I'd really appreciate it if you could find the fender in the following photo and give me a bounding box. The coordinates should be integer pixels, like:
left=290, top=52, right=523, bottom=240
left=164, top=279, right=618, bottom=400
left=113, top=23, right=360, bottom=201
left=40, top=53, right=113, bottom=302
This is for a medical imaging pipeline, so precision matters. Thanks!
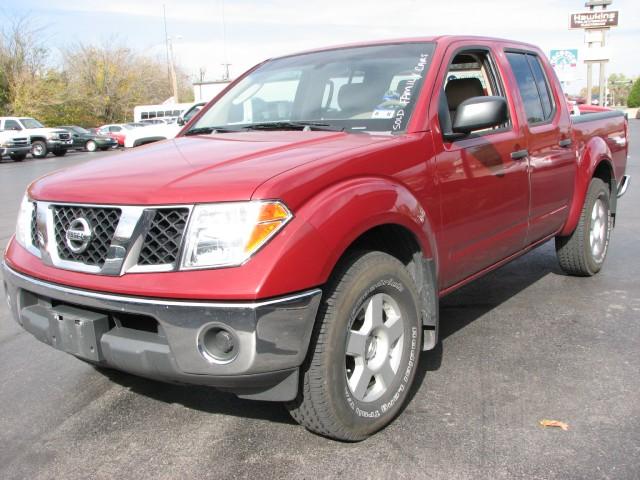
left=282, top=176, right=440, bottom=349
left=560, top=136, right=614, bottom=237
left=292, top=176, right=438, bottom=280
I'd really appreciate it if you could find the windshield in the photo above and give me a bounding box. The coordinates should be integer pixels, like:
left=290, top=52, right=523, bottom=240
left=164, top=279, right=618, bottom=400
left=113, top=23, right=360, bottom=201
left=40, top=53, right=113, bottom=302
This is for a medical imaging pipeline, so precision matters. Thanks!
left=73, top=126, right=90, bottom=134
left=189, top=42, right=434, bottom=134
left=20, top=118, right=44, bottom=129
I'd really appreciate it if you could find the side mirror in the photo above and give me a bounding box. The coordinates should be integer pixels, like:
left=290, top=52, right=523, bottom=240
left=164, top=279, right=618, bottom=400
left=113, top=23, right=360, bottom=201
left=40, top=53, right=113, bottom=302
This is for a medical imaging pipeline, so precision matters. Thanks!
left=451, top=96, right=508, bottom=136
left=177, top=117, right=185, bottom=126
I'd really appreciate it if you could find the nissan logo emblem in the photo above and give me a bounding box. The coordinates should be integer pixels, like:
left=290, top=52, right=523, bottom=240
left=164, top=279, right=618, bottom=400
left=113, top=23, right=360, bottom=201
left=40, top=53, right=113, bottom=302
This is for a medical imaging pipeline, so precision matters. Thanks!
left=65, top=218, right=93, bottom=254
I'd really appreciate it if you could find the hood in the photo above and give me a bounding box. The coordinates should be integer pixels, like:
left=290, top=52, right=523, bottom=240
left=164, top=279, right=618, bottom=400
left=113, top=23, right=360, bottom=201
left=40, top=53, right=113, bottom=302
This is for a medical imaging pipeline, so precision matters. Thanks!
left=29, top=131, right=394, bottom=205
left=29, top=127, right=69, bottom=136
left=0, top=131, right=28, bottom=140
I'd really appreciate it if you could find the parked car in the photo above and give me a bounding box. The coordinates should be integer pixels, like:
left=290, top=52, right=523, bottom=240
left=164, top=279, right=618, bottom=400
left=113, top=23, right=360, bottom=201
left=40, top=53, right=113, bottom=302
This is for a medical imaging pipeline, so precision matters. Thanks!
left=124, top=102, right=205, bottom=148
left=0, top=130, right=31, bottom=161
left=0, top=117, right=72, bottom=158
left=96, top=124, right=134, bottom=147
left=3, top=36, right=629, bottom=441
left=58, top=126, right=118, bottom=152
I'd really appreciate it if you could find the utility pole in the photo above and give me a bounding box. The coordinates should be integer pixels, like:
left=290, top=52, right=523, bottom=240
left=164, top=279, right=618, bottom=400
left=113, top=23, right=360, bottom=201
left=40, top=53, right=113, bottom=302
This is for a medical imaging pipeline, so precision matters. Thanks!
left=221, top=63, right=231, bottom=81
left=163, top=4, right=171, bottom=87
left=168, top=38, right=179, bottom=103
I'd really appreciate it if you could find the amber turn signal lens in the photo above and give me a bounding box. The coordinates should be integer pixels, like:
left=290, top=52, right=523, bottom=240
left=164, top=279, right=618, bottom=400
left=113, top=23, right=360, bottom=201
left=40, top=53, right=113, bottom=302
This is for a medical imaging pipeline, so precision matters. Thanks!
left=257, top=202, right=290, bottom=222
left=244, top=202, right=292, bottom=254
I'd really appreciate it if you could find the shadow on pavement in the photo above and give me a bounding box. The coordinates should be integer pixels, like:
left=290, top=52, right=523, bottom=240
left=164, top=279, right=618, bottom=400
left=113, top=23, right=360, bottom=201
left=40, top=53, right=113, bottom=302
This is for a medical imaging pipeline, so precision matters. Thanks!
left=97, top=367, right=297, bottom=425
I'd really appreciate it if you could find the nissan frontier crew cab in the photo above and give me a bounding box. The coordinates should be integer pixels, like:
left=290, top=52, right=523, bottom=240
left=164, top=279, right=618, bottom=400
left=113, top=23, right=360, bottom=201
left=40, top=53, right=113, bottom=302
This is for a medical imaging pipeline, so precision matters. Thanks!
left=3, top=36, right=629, bottom=441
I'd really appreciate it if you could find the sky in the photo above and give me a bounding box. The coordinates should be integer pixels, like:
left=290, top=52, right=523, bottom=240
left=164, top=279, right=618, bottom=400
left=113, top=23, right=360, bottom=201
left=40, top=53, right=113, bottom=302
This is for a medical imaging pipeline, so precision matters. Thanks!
left=3, top=0, right=639, bottom=94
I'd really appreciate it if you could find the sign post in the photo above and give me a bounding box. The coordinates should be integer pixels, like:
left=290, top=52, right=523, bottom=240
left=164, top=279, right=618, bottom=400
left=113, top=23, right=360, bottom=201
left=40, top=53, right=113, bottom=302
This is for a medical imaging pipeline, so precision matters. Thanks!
left=570, top=0, right=618, bottom=107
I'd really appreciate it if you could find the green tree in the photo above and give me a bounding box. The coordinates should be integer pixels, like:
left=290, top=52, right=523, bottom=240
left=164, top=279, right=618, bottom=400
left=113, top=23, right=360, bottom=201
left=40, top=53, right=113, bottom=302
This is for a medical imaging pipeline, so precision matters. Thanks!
left=608, top=73, right=633, bottom=106
left=1, top=14, right=193, bottom=126
left=628, top=78, right=640, bottom=108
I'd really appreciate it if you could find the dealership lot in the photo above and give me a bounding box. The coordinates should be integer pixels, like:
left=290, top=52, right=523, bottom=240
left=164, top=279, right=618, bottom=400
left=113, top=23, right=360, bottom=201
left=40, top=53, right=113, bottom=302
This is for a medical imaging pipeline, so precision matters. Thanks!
left=1, top=123, right=639, bottom=479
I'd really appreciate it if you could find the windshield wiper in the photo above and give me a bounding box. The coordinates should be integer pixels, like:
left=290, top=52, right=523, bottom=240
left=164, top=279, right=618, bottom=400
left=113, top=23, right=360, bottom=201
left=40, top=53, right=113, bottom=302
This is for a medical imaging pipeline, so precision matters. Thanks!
left=243, top=121, right=344, bottom=132
left=184, top=126, right=246, bottom=135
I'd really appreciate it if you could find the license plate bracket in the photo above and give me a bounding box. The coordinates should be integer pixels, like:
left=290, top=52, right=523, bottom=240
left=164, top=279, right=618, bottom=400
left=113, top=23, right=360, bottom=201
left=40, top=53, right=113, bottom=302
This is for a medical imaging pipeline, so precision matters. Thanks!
left=22, top=304, right=110, bottom=362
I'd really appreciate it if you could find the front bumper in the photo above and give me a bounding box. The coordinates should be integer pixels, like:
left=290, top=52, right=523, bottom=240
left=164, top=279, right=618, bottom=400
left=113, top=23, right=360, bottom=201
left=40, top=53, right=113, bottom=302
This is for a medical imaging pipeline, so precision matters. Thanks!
left=2, top=263, right=321, bottom=401
left=95, top=138, right=118, bottom=148
left=0, top=145, right=31, bottom=156
left=46, top=139, right=73, bottom=149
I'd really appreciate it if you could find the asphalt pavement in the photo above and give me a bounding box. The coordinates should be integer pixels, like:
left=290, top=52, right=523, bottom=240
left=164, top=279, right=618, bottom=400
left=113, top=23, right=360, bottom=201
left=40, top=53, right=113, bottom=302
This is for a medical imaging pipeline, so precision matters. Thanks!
left=1, top=128, right=639, bottom=480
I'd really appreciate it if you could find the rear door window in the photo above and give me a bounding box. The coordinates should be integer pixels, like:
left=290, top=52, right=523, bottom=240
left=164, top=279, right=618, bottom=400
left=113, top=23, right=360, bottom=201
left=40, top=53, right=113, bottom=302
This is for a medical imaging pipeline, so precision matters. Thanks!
left=527, top=55, right=554, bottom=120
left=4, top=119, right=22, bottom=130
left=506, top=52, right=554, bottom=124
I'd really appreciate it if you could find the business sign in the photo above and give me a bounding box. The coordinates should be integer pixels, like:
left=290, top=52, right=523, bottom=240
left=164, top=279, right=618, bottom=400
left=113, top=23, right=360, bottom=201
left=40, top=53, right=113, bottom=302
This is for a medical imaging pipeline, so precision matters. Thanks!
left=570, top=10, right=619, bottom=29
left=550, top=49, right=578, bottom=82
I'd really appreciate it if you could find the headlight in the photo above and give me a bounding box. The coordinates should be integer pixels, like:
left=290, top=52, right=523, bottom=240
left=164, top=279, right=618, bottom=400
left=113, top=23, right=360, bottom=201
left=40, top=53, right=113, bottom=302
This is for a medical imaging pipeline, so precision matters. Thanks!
left=46, top=132, right=59, bottom=140
left=180, top=201, right=292, bottom=269
left=15, top=194, right=34, bottom=249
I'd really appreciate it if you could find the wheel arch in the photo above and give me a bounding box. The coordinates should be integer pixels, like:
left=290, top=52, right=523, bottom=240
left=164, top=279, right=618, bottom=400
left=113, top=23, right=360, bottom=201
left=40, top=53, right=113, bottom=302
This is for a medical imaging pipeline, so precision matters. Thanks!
left=560, top=136, right=616, bottom=237
left=293, top=177, right=440, bottom=349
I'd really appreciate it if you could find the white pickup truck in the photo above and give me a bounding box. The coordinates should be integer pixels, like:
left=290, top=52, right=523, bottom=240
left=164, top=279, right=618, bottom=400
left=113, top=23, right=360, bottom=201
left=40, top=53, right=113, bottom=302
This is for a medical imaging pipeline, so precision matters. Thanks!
left=0, top=129, right=31, bottom=161
left=0, top=117, right=73, bottom=158
left=124, top=102, right=206, bottom=148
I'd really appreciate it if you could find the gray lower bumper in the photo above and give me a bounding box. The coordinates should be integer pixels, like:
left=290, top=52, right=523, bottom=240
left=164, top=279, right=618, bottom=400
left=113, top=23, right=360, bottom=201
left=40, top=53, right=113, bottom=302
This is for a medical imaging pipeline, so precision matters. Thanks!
left=46, top=139, right=73, bottom=149
left=1, top=146, right=30, bottom=156
left=2, top=263, right=322, bottom=401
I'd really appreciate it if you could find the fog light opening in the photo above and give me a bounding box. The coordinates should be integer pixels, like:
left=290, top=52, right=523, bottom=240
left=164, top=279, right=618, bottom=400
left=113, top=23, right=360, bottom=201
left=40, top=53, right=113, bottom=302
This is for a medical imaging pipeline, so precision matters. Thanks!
left=199, top=325, right=239, bottom=364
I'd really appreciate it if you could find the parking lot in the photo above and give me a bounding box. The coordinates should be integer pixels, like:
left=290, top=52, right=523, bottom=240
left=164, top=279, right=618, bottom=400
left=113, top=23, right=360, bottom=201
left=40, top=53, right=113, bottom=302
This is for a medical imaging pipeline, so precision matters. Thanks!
left=1, top=123, right=639, bottom=479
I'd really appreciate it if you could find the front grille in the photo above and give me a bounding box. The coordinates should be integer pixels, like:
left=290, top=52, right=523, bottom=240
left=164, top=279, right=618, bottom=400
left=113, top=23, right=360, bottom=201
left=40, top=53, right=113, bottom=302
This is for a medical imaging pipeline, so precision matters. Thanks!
left=53, top=206, right=121, bottom=266
left=138, top=208, right=189, bottom=265
left=58, top=132, right=70, bottom=140
left=30, top=204, right=38, bottom=247
left=11, top=138, right=29, bottom=147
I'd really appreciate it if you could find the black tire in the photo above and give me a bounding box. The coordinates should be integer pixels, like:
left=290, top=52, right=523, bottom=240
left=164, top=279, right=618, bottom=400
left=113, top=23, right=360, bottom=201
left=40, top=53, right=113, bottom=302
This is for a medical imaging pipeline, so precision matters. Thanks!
left=556, top=177, right=611, bottom=276
left=85, top=140, right=97, bottom=152
left=31, top=140, right=47, bottom=158
left=52, top=149, right=67, bottom=157
left=10, top=153, right=27, bottom=162
left=287, top=251, right=423, bottom=441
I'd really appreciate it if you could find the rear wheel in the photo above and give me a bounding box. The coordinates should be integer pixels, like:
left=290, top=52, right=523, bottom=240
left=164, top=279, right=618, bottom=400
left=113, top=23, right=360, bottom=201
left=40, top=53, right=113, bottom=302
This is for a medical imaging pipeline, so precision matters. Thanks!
left=287, top=251, right=423, bottom=441
left=85, top=140, right=97, bottom=152
left=31, top=140, right=47, bottom=158
left=556, top=177, right=612, bottom=276
left=10, top=152, right=27, bottom=162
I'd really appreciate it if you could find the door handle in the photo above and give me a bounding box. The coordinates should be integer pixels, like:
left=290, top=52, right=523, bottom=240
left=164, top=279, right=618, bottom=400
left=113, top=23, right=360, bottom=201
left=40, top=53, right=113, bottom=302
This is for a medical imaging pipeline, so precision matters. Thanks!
left=510, top=149, right=529, bottom=160
left=559, top=139, right=572, bottom=148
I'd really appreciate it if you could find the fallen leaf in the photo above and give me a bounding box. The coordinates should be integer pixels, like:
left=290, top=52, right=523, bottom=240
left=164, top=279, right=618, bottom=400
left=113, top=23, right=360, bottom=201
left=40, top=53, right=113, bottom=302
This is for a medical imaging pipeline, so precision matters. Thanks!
left=539, top=419, right=569, bottom=431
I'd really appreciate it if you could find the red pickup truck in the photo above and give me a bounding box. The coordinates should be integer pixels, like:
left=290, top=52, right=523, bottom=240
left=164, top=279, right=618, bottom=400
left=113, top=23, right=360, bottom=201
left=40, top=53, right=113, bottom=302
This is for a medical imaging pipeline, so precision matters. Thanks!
left=3, top=36, right=630, bottom=441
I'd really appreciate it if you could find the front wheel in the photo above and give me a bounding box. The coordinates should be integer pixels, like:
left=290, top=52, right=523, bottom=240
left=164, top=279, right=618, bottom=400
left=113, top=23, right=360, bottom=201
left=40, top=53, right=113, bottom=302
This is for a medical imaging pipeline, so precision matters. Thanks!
left=288, top=251, right=423, bottom=441
left=556, top=177, right=612, bottom=276
left=10, top=152, right=27, bottom=161
left=31, top=140, right=47, bottom=158
left=85, top=140, right=97, bottom=152
left=52, top=149, right=67, bottom=157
